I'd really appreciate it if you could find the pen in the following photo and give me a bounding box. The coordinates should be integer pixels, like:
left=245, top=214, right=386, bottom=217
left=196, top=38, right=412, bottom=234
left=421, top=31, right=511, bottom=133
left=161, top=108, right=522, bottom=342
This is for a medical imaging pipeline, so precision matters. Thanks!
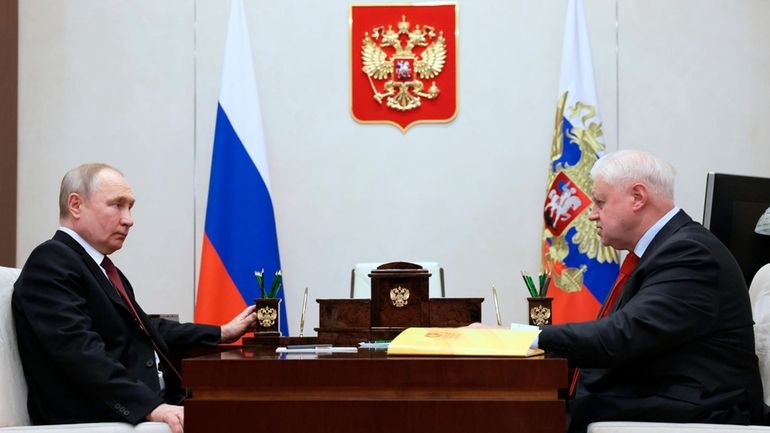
left=286, top=344, right=332, bottom=349
left=524, top=272, right=537, bottom=297
left=358, top=341, right=390, bottom=349
left=540, top=271, right=551, bottom=297
left=492, top=286, right=502, bottom=326
left=314, top=346, right=358, bottom=353
left=276, top=346, right=358, bottom=354
left=299, top=287, right=308, bottom=337
left=521, top=271, right=537, bottom=298
left=522, top=271, right=537, bottom=297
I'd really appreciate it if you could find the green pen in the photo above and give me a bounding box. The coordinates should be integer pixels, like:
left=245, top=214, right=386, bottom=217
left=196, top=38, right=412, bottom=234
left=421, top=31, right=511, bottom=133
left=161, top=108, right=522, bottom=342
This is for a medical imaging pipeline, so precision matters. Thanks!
left=540, top=272, right=551, bottom=297
left=526, top=274, right=538, bottom=297
left=521, top=271, right=538, bottom=297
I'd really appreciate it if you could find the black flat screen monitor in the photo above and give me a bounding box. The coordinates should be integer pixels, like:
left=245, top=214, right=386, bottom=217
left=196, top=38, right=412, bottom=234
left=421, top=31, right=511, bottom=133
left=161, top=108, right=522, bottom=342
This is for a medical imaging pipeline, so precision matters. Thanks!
left=703, top=172, right=770, bottom=285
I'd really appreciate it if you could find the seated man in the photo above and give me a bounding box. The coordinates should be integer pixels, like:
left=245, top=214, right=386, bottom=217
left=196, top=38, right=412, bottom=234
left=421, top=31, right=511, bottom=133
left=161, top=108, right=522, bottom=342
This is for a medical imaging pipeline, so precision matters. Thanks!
left=13, top=163, right=257, bottom=433
left=538, top=150, right=764, bottom=432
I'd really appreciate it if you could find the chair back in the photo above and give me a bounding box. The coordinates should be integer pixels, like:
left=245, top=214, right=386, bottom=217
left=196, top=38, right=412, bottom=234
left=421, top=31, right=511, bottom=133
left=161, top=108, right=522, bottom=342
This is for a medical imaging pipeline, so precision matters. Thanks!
left=0, top=266, right=29, bottom=427
left=351, top=262, right=444, bottom=298
left=750, top=263, right=770, bottom=406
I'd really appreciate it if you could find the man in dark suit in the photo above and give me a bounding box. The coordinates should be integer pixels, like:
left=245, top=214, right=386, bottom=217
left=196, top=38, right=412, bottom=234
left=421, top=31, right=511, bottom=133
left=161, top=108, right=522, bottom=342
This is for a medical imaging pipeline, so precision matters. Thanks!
left=12, top=163, right=257, bottom=433
left=539, top=150, right=764, bottom=432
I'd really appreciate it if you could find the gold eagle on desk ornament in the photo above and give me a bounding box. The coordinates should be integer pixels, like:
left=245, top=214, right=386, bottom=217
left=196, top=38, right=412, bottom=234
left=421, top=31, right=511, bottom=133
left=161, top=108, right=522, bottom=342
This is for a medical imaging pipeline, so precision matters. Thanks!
left=390, top=286, right=410, bottom=308
left=257, top=305, right=278, bottom=327
left=361, top=15, right=447, bottom=112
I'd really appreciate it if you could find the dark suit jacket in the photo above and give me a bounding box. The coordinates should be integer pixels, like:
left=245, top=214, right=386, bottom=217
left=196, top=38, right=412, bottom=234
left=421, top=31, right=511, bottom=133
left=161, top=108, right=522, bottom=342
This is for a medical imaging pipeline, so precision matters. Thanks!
left=12, top=231, right=221, bottom=425
left=539, top=210, right=764, bottom=432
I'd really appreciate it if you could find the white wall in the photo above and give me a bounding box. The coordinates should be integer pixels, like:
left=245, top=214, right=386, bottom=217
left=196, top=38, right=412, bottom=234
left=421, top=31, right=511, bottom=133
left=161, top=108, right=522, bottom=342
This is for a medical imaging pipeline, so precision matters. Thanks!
left=18, top=0, right=197, bottom=320
left=18, top=0, right=770, bottom=333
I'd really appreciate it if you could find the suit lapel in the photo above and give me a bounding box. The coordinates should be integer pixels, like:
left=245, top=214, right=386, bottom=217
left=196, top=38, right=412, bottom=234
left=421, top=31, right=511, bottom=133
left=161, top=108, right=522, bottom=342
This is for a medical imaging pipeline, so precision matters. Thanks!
left=53, top=230, right=133, bottom=315
left=53, top=231, right=177, bottom=382
left=615, top=210, right=693, bottom=309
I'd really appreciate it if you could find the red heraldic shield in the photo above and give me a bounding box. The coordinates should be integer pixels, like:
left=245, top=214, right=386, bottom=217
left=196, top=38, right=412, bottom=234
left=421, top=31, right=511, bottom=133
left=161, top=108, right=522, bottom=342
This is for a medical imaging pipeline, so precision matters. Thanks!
left=350, top=4, right=458, bottom=131
left=544, top=172, right=591, bottom=237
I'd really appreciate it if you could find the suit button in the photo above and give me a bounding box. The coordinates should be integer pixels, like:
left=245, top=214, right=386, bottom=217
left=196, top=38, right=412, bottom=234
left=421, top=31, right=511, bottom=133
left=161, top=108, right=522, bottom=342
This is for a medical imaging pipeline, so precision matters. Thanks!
left=146, top=360, right=154, bottom=368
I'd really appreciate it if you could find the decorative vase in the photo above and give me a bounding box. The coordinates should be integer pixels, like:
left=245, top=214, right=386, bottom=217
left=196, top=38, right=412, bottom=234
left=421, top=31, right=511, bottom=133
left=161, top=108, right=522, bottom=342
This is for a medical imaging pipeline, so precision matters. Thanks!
left=254, top=297, right=281, bottom=336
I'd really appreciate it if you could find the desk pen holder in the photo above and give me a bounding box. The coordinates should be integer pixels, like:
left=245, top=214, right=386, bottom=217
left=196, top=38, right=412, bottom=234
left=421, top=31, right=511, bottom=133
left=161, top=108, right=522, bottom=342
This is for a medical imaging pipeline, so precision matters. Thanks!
left=254, top=297, right=281, bottom=336
left=527, top=297, right=553, bottom=326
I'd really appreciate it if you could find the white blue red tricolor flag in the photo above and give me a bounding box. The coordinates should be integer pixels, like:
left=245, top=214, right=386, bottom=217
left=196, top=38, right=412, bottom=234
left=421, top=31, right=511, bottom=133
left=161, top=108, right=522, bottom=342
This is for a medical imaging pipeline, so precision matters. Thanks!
left=541, top=0, right=619, bottom=324
left=195, top=0, right=288, bottom=336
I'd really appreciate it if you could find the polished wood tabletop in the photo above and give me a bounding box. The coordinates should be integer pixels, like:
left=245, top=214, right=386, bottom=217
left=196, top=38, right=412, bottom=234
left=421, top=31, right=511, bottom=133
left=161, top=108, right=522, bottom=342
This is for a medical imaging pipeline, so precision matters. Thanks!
left=183, top=347, right=567, bottom=433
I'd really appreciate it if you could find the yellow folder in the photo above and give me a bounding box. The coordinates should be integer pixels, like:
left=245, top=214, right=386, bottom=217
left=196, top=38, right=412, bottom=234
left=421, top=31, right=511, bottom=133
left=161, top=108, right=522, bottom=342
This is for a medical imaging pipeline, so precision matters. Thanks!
left=387, top=327, right=543, bottom=357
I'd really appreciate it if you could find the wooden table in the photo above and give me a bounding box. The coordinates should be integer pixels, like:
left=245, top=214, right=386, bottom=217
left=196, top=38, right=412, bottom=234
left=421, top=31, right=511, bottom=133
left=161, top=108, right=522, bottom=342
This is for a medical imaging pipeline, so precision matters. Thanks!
left=183, top=347, right=567, bottom=433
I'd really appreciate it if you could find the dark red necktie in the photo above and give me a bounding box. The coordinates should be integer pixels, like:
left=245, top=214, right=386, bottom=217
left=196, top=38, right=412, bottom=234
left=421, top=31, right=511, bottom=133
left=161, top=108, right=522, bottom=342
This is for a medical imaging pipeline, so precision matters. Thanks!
left=568, top=252, right=640, bottom=397
left=101, top=256, right=182, bottom=384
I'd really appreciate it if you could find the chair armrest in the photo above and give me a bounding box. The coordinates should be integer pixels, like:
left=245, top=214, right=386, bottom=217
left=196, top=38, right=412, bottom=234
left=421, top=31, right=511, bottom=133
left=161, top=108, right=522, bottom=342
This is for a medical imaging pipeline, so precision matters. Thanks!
left=0, top=422, right=171, bottom=432
left=589, top=422, right=770, bottom=433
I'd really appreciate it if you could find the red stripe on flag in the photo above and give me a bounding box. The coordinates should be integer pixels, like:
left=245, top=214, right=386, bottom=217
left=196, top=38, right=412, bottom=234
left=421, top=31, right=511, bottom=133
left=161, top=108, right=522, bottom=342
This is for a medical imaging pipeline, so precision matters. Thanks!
left=195, top=234, right=247, bottom=326
left=548, top=259, right=601, bottom=324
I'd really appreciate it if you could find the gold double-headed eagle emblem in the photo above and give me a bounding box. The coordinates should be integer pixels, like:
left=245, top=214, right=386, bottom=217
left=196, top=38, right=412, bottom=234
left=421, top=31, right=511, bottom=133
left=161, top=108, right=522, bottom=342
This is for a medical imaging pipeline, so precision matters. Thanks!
left=257, top=306, right=277, bottom=327
left=361, top=15, right=447, bottom=111
left=390, top=286, right=410, bottom=308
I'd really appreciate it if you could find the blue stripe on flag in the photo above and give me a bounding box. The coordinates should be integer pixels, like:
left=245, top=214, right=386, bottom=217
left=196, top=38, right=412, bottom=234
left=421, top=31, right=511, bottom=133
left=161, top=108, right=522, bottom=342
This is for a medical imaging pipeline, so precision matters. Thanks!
left=204, top=103, right=287, bottom=334
left=561, top=226, right=616, bottom=303
left=552, top=117, right=583, bottom=172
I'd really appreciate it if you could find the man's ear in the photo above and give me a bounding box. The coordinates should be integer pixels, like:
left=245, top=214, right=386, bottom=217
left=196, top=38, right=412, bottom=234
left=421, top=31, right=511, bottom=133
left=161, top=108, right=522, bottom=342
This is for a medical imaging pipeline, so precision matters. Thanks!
left=67, top=193, right=83, bottom=219
left=629, top=183, right=648, bottom=211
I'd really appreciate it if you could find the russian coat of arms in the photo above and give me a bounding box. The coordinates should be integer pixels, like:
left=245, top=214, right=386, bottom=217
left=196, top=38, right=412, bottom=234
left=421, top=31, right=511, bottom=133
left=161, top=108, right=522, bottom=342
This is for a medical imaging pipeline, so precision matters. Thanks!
left=350, top=4, right=457, bottom=131
left=361, top=16, right=446, bottom=111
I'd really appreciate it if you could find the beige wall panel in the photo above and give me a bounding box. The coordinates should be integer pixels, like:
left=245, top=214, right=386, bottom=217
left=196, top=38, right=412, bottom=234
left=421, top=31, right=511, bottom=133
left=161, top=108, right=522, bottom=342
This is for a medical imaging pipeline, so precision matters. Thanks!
left=619, top=0, right=770, bottom=218
left=18, top=0, right=196, bottom=319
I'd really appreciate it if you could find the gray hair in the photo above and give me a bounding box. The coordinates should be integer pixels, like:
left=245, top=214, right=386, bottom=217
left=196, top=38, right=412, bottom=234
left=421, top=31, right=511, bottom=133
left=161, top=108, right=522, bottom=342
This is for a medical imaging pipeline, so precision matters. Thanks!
left=590, top=150, right=676, bottom=201
left=59, top=163, right=122, bottom=220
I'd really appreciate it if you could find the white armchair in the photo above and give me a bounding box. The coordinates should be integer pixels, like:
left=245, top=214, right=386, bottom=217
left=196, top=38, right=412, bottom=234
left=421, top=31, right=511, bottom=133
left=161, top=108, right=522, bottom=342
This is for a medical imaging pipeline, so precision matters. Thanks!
left=588, top=422, right=770, bottom=433
left=751, top=263, right=770, bottom=407
left=587, top=263, right=770, bottom=433
left=0, top=266, right=170, bottom=433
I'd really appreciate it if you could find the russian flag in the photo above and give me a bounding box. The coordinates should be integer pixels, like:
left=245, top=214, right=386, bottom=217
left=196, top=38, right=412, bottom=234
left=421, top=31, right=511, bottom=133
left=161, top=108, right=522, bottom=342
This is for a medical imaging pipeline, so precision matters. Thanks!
left=195, top=0, right=288, bottom=336
left=540, top=0, right=619, bottom=324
